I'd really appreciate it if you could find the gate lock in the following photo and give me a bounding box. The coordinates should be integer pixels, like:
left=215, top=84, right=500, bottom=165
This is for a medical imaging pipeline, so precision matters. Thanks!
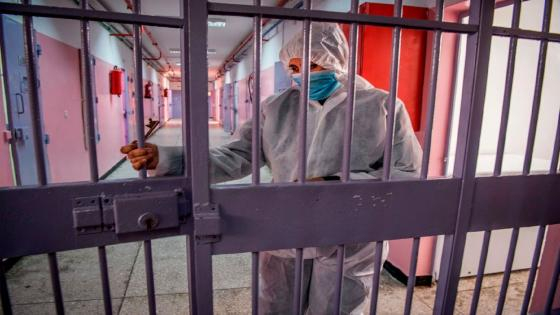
left=72, top=189, right=190, bottom=235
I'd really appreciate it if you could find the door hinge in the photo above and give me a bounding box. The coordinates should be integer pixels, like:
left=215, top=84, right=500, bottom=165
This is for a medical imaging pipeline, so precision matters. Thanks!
left=194, top=203, right=221, bottom=244
left=72, top=189, right=189, bottom=235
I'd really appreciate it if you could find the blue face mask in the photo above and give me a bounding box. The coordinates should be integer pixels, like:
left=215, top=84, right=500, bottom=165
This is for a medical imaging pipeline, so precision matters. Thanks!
left=292, top=70, right=341, bottom=101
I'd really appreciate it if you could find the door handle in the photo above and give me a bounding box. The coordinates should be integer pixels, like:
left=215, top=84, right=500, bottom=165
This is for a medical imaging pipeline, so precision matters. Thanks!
left=15, top=93, right=24, bottom=115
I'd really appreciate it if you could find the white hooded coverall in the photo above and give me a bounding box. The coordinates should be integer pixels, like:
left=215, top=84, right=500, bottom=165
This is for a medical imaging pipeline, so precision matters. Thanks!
left=154, top=22, right=422, bottom=314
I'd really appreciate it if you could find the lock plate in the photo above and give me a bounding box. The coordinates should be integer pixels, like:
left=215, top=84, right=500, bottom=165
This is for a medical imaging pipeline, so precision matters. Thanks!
left=114, top=191, right=180, bottom=234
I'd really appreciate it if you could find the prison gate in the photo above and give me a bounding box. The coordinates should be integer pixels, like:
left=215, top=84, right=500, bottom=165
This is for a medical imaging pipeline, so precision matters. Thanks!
left=0, top=0, right=559, bottom=314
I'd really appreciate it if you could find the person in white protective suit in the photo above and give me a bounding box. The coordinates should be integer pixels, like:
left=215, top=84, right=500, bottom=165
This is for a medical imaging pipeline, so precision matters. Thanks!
left=121, top=22, right=422, bottom=314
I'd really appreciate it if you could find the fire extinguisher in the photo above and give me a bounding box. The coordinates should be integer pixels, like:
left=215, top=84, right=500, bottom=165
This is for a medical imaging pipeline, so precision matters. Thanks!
left=109, top=66, right=123, bottom=96
left=163, top=88, right=169, bottom=98
left=144, top=82, right=153, bottom=99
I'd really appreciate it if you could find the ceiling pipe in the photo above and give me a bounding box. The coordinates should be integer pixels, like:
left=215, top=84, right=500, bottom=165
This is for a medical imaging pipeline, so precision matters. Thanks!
left=213, top=0, right=298, bottom=80
left=93, top=0, right=170, bottom=73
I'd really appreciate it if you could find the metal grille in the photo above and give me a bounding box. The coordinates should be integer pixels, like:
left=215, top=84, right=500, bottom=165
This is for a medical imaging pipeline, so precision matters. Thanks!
left=0, top=0, right=558, bottom=314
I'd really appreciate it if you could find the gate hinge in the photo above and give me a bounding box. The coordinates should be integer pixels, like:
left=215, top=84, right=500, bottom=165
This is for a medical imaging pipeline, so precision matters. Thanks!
left=194, top=203, right=221, bottom=244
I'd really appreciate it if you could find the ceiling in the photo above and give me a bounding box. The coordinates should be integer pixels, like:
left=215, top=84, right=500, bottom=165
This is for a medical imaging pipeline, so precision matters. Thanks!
left=93, top=0, right=278, bottom=80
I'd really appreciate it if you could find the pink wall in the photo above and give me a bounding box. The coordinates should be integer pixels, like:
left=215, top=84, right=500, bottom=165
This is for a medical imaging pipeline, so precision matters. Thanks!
left=94, top=58, right=127, bottom=175
left=30, top=31, right=164, bottom=182
left=531, top=224, right=560, bottom=312
left=0, top=76, right=14, bottom=187
left=38, top=32, right=90, bottom=183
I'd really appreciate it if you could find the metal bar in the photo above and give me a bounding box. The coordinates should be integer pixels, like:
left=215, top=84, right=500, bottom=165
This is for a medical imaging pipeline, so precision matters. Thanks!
left=369, top=241, right=384, bottom=315
left=0, top=3, right=183, bottom=28
left=492, top=27, right=560, bottom=43
left=144, top=240, right=156, bottom=315
left=186, top=0, right=214, bottom=313
left=469, top=230, right=491, bottom=315
left=48, top=253, right=65, bottom=315
left=433, top=1, right=496, bottom=313
left=550, top=111, right=560, bottom=174
left=207, top=3, right=478, bottom=34
left=420, top=0, right=443, bottom=179
left=179, top=2, right=190, bottom=179
left=341, top=0, right=359, bottom=182
left=522, top=0, right=553, bottom=175
left=544, top=248, right=560, bottom=314
left=80, top=0, right=99, bottom=182
left=0, top=259, right=12, bottom=315
left=494, top=0, right=521, bottom=176
left=382, top=0, right=403, bottom=181
left=496, top=227, right=519, bottom=314
left=297, top=0, right=311, bottom=183
left=521, top=225, right=546, bottom=314
left=293, top=248, right=304, bottom=315
left=132, top=0, right=146, bottom=179
left=22, top=0, right=48, bottom=185
left=252, top=252, right=259, bottom=315
left=334, top=245, right=346, bottom=313
left=404, top=237, right=420, bottom=315
left=251, top=0, right=262, bottom=185
left=97, top=246, right=112, bottom=315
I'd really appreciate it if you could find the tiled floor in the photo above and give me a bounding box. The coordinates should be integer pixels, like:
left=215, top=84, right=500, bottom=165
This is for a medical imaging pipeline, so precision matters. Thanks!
left=3, top=120, right=533, bottom=314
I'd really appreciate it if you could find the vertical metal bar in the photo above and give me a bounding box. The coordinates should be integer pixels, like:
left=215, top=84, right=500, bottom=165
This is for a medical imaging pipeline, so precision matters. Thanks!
left=433, top=1, right=496, bottom=313
left=369, top=241, right=384, bottom=315
left=97, top=246, right=112, bottom=315
left=382, top=0, right=403, bottom=181
left=80, top=1, right=113, bottom=311
left=80, top=0, right=99, bottom=181
left=252, top=0, right=262, bottom=185
left=341, top=0, right=359, bottom=182
left=144, top=240, right=156, bottom=315
left=179, top=3, right=191, bottom=179
left=493, top=0, right=521, bottom=176
left=420, top=0, right=444, bottom=179
left=522, top=0, right=552, bottom=175
left=251, top=252, right=259, bottom=315
left=0, top=259, right=12, bottom=315
left=133, top=0, right=147, bottom=179
left=22, top=0, right=48, bottom=185
left=297, top=0, right=311, bottom=183
left=549, top=111, right=560, bottom=174
left=404, top=237, right=420, bottom=315
left=495, top=227, right=519, bottom=315
left=544, top=248, right=560, bottom=314
left=48, top=253, right=65, bottom=315
left=469, top=230, right=491, bottom=315
left=292, top=248, right=304, bottom=315
left=521, top=225, right=546, bottom=314
left=185, top=0, right=214, bottom=313
left=333, top=245, right=346, bottom=313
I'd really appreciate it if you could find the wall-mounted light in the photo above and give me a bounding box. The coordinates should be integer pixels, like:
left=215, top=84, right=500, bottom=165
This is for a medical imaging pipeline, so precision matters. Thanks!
left=176, top=62, right=181, bottom=66
left=207, top=48, right=217, bottom=55
left=208, top=18, right=226, bottom=28
left=169, top=48, right=181, bottom=54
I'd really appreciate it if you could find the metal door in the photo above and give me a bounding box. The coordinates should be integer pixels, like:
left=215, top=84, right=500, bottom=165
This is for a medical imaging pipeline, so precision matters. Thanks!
left=122, top=69, right=134, bottom=143
left=0, top=15, right=45, bottom=185
left=222, top=82, right=232, bottom=133
left=0, top=1, right=559, bottom=315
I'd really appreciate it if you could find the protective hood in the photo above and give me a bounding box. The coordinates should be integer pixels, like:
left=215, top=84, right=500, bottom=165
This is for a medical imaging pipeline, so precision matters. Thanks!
left=279, top=22, right=374, bottom=91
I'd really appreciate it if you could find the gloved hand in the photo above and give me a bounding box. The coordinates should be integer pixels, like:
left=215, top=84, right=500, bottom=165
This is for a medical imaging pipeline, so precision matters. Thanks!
left=120, top=141, right=159, bottom=170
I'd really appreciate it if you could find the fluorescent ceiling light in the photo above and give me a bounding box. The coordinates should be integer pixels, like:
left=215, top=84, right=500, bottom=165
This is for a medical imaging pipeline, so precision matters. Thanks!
left=207, top=49, right=217, bottom=55
left=169, top=48, right=181, bottom=54
left=208, top=18, right=226, bottom=28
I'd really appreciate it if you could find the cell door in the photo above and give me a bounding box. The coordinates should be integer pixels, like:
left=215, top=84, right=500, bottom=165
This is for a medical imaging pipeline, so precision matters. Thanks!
left=0, top=15, right=45, bottom=185
left=221, top=83, right=232, bottom=133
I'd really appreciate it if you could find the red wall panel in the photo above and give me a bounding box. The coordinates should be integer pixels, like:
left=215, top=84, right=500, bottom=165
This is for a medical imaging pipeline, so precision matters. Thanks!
left=349, top=3, right=428, bottom=131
